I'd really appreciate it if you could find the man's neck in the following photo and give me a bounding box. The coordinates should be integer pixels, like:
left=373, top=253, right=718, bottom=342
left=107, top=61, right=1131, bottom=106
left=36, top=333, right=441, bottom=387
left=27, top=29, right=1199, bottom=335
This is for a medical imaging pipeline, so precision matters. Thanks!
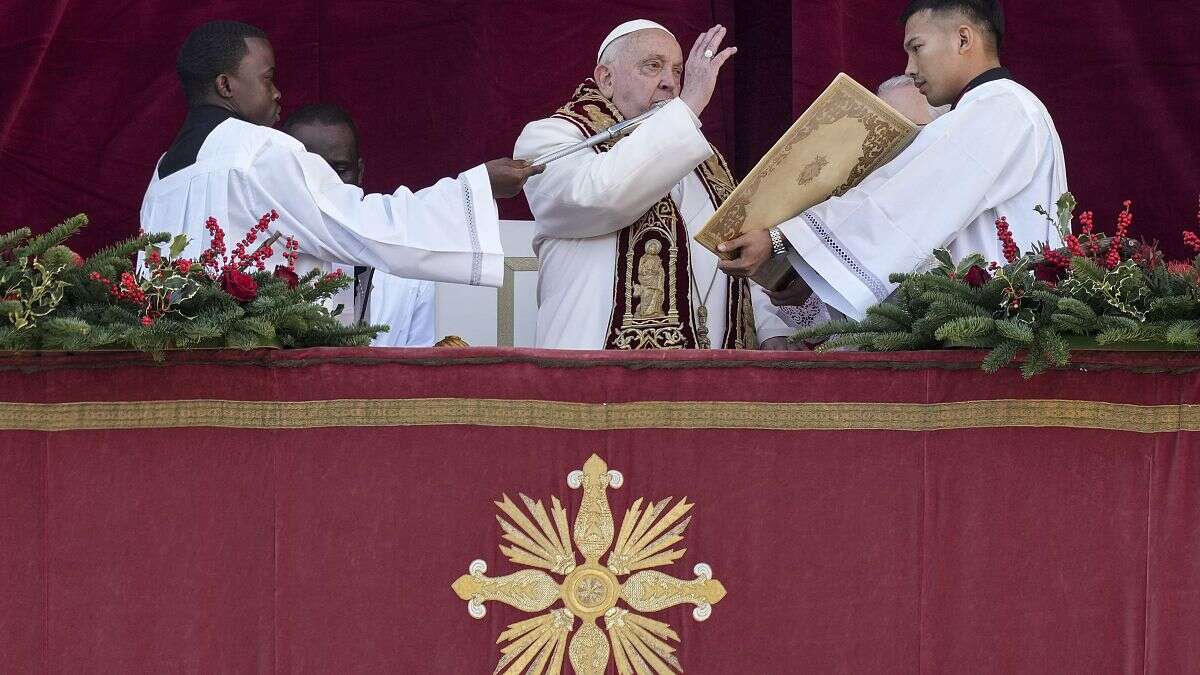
left=951, top=61, right=1009, bottom=109
left=191, top=98, right=244, bottom=121
left=961, top=59, right=1004, bottom=86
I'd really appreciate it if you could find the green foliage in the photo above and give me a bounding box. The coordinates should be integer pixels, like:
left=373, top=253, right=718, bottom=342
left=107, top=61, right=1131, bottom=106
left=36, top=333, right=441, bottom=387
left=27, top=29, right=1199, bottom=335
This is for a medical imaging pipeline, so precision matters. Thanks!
left=16, top=214, right=87, bottom=259
left=0, top=216, right=387, bottom=353
left=792, top=195, right=1200, bottom=376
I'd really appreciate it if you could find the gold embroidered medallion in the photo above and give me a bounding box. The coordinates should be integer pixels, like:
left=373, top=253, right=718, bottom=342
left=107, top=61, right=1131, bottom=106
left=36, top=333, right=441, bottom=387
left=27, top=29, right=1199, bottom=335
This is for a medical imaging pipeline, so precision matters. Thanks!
left=451, top=454, right=726, bottom=674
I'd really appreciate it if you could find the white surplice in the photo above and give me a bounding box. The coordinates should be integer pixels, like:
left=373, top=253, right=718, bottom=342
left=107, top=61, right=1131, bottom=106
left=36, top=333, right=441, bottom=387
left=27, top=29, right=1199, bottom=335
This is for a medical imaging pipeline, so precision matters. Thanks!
left=515, top=98, right=792, bottom=350
left=140, top=117, right=504, bottom=289
left=778, top=78, right=1068, bottom=320
left=366, top=273, right=435, bottom=347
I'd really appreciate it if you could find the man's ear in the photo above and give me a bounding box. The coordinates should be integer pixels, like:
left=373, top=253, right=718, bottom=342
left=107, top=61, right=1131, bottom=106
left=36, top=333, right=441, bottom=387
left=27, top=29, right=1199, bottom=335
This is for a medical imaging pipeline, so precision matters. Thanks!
left=594, top=63, right=615, bottom=98
left=957, top=25, right=973, bottom=54
left=214, top=73, right=234, bottom=100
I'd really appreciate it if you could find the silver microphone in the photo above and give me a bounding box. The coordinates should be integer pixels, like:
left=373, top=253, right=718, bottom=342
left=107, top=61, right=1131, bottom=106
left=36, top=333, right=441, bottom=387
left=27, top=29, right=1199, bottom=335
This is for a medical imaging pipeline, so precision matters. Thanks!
left=530, top=100, right=670, bottom=166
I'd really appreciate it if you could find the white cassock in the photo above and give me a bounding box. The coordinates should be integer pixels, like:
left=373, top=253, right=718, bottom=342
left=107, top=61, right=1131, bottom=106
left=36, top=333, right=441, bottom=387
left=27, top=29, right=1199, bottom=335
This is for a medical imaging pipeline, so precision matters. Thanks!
left=366, top=274, right=435, bottom=347
left=779, top=77, right=1068, bottom=320
left=330, top=264, right=435, bottom=347
left=515, top=98, right=792, bottom=349
left=140, top=114, right=503, bottom=289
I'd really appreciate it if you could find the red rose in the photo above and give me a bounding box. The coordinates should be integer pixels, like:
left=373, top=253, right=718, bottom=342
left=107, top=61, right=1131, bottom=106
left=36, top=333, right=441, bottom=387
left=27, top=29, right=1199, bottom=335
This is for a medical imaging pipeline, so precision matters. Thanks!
left=1033, top=262, right=1064, bottom=285
left=220, top=268, right=258, bottom=301
left=273, top=265, right=299, bottom=289
left=963, top=265, right=992, bottom=287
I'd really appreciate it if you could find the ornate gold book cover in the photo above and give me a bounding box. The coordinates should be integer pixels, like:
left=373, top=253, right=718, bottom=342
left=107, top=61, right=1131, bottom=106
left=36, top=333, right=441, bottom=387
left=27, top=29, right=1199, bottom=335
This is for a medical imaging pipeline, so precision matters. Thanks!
left=694, top=73, right=919, bottom=256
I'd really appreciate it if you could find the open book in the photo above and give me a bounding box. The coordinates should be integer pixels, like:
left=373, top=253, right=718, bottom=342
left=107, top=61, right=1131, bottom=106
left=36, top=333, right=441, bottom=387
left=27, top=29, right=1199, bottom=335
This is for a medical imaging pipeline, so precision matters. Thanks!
left=694, top=73, right=918, bottom=289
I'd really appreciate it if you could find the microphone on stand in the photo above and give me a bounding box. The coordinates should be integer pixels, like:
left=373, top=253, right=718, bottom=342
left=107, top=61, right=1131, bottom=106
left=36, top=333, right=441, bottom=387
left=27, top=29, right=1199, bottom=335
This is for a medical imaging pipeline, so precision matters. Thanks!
left=530, top=100, right=670, bottom=166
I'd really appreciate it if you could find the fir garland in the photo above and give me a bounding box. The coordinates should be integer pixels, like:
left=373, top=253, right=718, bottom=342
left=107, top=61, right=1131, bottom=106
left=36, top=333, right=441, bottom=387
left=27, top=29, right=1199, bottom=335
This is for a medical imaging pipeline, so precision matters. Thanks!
left=0, top=213, right=387, bottom=357
left=794, top=194, right=1200, bottom=377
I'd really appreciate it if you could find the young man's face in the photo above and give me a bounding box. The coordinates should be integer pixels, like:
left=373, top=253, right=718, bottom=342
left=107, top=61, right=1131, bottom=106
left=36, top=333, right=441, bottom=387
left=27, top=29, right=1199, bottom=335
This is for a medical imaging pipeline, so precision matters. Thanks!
left=226, top=37, right=281, bottom=126
left=288, top=121, right=363, bottom=187
left=903, top=10, right=967, bottom=108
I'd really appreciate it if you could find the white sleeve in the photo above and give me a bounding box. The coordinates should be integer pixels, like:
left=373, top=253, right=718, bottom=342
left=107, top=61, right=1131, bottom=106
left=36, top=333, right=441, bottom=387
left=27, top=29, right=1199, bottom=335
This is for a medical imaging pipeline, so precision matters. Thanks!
left=777, top=91, right=1039, bottom=319
left=514, top=98, right=713, bottom=239
left=749, top=282, right=794, bottom=342
left=244, top=142, right=504, bottom=287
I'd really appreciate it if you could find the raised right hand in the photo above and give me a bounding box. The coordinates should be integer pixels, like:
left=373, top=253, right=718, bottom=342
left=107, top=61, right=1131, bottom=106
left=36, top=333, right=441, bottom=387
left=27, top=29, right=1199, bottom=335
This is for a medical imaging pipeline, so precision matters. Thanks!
left=485, top=158, right=544, bottom=199
left=680, top=25, right=737, bottom=118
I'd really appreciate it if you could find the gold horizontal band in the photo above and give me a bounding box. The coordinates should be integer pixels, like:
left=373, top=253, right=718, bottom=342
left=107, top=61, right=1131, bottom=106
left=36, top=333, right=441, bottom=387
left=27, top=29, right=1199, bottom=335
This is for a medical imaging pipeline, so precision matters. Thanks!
left=0, top=398, right=1193, bottom=434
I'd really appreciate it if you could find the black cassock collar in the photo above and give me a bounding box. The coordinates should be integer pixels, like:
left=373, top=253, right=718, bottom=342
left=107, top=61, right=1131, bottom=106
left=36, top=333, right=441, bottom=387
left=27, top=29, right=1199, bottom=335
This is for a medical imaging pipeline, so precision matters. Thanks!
left=158, top=105, right=239, bottom=179
left=951, top=67, right=1012, bottom=110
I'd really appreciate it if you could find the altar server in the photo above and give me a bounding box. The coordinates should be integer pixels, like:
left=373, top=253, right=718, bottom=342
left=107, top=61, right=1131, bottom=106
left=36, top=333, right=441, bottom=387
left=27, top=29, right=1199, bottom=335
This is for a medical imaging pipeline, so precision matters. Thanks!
left=141, top=20, right=540, bottom=289
left=283, top=104, right=434, bottom=347
left=515, top=21, right=795, bottom=350
left=719, top=0, right=1068, bottom=321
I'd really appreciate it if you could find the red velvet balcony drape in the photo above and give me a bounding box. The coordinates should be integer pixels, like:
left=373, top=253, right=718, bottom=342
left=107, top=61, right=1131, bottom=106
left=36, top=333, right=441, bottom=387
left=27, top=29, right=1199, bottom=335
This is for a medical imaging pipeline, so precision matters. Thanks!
left=1, top=347, right=1197, bottom=672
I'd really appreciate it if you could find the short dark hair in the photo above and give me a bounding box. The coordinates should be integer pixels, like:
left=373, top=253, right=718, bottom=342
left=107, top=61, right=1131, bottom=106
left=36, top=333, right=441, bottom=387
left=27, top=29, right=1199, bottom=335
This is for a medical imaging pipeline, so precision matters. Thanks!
left=902, top=0, right=1005, bottom=53
left=281, top=103, right=360, bottom=148
left=176, top=20, right=267, bottom=105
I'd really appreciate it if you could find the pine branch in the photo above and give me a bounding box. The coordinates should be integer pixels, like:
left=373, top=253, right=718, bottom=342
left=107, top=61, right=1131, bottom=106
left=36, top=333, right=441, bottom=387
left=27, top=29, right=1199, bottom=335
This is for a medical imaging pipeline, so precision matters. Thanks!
left=0, top=228, right=32, bottom=253
left=866, top=303, right=913, bottom=330
left=16, top=214, right=88, bottom=259
left=995, top=319, right=1035, bottom=343
left=871, top=331, right=926, bottom=351
left=1166, top=320, right=1200, bottom=347
left=816, top=333, right=881, bottom=352
left=982, top=340, right=1022, bottom=373
left=82, top=232, right=171, bottom=275
left=934, top=316, right=996, bottom=343
left=792, top=318, right=863, bottom=340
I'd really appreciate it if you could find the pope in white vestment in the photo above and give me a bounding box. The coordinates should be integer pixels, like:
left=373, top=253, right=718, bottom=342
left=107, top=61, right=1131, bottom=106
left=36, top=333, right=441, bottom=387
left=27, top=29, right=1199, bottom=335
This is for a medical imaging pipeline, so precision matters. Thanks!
left=515, top=21, right=792, bottom=350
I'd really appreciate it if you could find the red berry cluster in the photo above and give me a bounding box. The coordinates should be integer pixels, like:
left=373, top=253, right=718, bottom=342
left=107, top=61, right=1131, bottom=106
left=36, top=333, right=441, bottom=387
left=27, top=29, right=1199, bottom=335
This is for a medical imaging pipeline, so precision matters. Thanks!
left=995, top=217, right=1019, bottom=263
left=1043, top=249, right=1071, bottom=268
left=90, top=271, right=147, bottom=306
left=1184, top=231, right=1200, bottom=255
left=174, top=258, right=193, bottom=275
left=1105, top=200, right=1133, bottom=269
left=1078, top=211, right=1101, bottom=256
left=1002, top=286, right=1024, bottom=312
left=1064, top=234, right=1085, bottom=257
left=282, top=236, right=300, bottom=271
left=321, top=269, right=346, bottom=283
left=199, top=217, right=226, bottom=272
left=198, top=211, right=280, bottom=275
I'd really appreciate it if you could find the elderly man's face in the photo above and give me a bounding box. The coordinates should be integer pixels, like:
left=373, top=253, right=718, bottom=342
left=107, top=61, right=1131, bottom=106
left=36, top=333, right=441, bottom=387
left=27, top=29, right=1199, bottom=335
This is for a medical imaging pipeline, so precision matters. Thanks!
left=880, top=80, right=937, bottom=126
left=595, top=29, right=683, bottom=119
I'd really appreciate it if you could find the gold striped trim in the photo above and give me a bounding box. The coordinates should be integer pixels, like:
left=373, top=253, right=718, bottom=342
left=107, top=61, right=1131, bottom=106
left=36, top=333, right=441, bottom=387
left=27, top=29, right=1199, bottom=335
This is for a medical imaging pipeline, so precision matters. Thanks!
left=0, top=398, right=1194, bottom=433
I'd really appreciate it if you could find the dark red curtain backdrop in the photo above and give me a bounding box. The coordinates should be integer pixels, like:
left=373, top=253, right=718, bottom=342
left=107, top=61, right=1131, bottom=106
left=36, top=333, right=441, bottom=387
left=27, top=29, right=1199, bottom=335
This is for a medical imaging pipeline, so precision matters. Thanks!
left=0, top=2, right=1197, bottom=255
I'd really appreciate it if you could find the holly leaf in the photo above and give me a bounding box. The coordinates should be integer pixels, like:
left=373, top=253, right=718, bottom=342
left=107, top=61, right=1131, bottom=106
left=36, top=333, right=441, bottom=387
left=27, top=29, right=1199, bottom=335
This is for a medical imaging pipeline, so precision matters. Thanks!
left=956, top=253, right=986, bottom=275
left=1055, top=192, right=1077, bottom=239
left=169, top=234, right=189, bottom=259
left=933, top=248, right=955, bottom=270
